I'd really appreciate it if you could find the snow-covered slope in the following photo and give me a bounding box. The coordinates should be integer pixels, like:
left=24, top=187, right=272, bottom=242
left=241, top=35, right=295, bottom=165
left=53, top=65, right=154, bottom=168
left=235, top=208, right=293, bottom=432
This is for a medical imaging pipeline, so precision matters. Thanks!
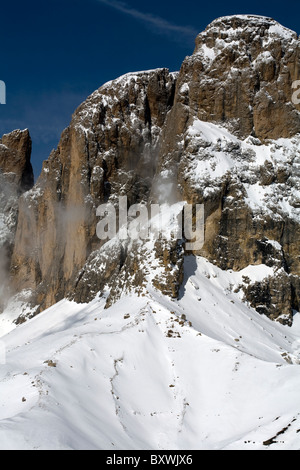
left=0, top=255, right=299, bottom=450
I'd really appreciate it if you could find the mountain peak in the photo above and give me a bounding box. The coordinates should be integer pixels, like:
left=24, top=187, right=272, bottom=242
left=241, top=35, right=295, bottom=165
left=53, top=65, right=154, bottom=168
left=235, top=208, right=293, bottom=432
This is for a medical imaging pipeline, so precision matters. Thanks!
left=198, top=14, right=298, bottom=46
left=208, top=14, right=296, bottom=32
left=193, top=14, right=298, bottom=64
left=0, top=128, right=33, bottom=192
left=2, top=14, right=300, bottom=323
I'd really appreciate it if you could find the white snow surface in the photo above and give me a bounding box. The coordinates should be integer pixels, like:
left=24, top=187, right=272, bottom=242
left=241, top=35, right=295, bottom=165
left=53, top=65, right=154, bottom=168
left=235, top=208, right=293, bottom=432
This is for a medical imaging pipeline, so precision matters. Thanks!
left=0, top=256, right=299, bottom=450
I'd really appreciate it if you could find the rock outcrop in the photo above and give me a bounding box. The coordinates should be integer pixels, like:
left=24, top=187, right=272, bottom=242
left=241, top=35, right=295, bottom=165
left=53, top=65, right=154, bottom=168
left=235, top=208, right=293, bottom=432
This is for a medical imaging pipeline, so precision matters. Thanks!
left=0, top=129, right=33, bottom=192
left=2, top=15, right=300, bottom=325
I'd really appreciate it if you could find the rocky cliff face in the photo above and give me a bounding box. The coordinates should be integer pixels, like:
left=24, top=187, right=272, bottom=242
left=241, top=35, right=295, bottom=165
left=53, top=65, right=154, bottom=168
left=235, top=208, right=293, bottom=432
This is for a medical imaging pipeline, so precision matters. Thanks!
left=171, top=118, right=300, bottom=324
left=153, top=15, right=300, bottom=324
left=177, top=15, right=300, bottom=140
left=9, top=69, right=177, bottom=312
left=2, top=15, right=300, bottom=325
left=0, top=129, right=34, bottom=310
left=0, top=129, right=33, bottom=192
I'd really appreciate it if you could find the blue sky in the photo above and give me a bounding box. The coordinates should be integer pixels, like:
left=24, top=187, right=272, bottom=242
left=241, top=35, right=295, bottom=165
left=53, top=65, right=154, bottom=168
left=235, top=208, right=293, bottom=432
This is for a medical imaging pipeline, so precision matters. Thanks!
left=1, top=0, right=300, bottom=177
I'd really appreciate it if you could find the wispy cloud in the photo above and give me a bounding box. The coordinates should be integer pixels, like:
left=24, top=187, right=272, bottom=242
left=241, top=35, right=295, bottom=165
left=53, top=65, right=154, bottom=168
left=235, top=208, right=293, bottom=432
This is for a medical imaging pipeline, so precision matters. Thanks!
left=96, top=0, right=198, bottom=44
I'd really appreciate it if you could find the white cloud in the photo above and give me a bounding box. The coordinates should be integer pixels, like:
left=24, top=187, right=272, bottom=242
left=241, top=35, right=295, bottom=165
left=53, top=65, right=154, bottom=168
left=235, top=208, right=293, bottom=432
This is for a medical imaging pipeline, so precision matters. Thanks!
left=96, top=0, right=197, bottom=43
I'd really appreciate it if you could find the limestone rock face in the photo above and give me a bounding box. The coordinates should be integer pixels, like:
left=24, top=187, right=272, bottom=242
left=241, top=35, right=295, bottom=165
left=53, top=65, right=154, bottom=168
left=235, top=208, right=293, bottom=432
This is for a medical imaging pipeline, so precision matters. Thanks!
left=154, top=15, right=300, bottom=324
left=175, top=15, right=300, bottom=140
left=4, top=15, right=300, bottom=325
left=0, top=129, right=33, bottom=191
left=10, top=69, right=177, bottom=311
left=0, top=129, right=34, bottom=309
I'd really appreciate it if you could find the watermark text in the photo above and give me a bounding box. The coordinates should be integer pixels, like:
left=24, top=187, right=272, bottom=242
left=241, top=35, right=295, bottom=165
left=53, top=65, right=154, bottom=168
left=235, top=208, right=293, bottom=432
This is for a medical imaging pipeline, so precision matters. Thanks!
left=292, top=80, right=300, bottom=105
left=96, top=197, right=204, bottom=251
left=0, top=81, right=6, bottom=105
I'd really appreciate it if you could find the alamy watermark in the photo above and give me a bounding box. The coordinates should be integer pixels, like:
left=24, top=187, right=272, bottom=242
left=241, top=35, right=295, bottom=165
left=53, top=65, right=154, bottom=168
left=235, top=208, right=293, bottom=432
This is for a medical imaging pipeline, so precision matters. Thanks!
left=292, top=80, right=300, bottom=105
left=0, top=81, right=6, bottom=104
left=96, top=197, right=204, bottom=251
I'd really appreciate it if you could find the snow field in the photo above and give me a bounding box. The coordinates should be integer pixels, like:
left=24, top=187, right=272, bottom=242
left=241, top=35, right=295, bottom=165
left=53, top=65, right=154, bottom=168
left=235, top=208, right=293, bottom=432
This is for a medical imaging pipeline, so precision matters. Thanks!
left=0, top=256, right=299, bottom=449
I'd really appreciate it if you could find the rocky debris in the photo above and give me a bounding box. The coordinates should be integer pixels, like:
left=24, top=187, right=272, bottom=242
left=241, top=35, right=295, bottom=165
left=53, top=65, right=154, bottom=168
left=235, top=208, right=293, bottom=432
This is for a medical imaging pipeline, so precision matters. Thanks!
left=152, top=237, right=185, bottom=299
left=71, top=238, right=127, bottom=304
left=243, top=270, right=295, bottom=325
